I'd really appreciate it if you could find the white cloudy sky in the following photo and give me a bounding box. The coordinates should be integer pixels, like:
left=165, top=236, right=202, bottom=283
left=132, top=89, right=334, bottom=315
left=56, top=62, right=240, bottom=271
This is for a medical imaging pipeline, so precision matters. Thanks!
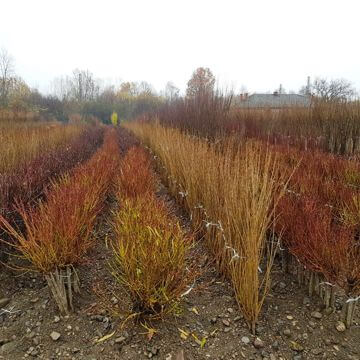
left=1, top=0, right=359, bottom=94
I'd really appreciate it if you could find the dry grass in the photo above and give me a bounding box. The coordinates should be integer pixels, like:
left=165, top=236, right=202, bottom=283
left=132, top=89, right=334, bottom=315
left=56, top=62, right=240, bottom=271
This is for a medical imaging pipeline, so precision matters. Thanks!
left=126, top=123, right=286, bottom=332
left=0, top=122, right=84, bottom=174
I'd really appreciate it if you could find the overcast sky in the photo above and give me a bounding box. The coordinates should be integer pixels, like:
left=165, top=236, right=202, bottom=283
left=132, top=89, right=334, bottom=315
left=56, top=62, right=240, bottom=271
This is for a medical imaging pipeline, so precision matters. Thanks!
left=1, top=0, right=359, bottom=94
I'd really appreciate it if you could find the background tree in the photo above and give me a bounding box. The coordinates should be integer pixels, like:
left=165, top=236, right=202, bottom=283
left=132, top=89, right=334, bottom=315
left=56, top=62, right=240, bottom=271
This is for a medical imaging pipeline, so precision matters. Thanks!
left=164, top=81, right=180, bottom=101
left=8, top=77, right=31, bottom=111
left=186, top=67, right=215, bottom=98
left=0, top=48, right=15, bottom=106
left=118, top=82, right=139, bottom=97
left=138, top=81, right=155, bottom=96
left=70, top=69, right=100, bottom=102
left=300, top=77, right=357, bottom=102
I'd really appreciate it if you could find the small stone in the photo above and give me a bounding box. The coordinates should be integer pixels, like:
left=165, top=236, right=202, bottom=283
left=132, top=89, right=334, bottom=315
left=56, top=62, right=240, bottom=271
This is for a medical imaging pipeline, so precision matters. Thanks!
left=0, top=298, right=10, bottom=308
left=0, top=338, right=10, bottom=346
left=272, top=341, right=279, bottom=350
left=26, top=331, right=36, bottom=339
left=50, top=331, right=61, bottom=341
left=335, top=321, right=346, bottom=332
left=323, top=307, right=333, bottom=315
left=283, top=329, right=291, bottom=337
left=90, top=315, right=104, bottom=322
left=241, top=336, right=250, bottom=344
left=311, top=348, right=323, bottom=355
left=279, top=282, right=287, bottom=289
left=303, top=297, right=310, bottom=305
left=308, top=321, right=316, bottom=328
left=254, top=337, right=265, bottom=349
left=54, top=316, right=60, bottom=323
left=290, top=341, right=304, bottom=352
left=227, top=308, right=234, bottom=314
left=269, top=354, right=276, bottom=360
left=256, top=326, right=264, bottom=335
left=115, top=336, right=126, bottom=344
left=72, top=348, right=80, bottom=353
left=286, top=315, right=294, bottom=320
left=0, top=341, right=18, bottom=355
left=222, top=319, right=230, bottom=327
left=311, top=311, right=322, bottom=319
left=224, top=327, right=231, bottom=333
left=234, top=315, right=242, bottom=322
left=111, top=296, right=118, bottom=305
left=30, top=348, right=39, bottom=357
left=210, top=317, right=217, bottom=324
left=151, top=346, right=159, bottom=355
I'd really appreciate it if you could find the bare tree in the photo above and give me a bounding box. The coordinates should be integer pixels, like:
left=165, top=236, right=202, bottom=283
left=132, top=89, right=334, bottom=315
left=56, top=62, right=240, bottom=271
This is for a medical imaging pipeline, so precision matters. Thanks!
left=0, top=48, right=15, bottom=106
left=50, top=76, right=72, bottom=101
left=301, top=77, right=357, bottom=102
left=186, top=67, right=215, bottom=98
left=164, top=81, right=179, bottom=100
left=118, top=81, right=139, bottom=97
left=138, top=81, right=155, bottom=96
left=70, top=69, right=99, bottom=102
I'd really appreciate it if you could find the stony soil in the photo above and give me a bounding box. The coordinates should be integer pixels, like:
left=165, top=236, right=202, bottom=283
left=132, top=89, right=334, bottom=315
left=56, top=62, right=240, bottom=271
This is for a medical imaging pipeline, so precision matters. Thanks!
left=1, top=229, right=360, bottom=360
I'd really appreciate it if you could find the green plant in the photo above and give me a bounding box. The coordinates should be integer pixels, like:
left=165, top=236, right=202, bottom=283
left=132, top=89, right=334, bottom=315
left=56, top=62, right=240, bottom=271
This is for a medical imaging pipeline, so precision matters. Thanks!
left=111, top=194, right=193, bottom=319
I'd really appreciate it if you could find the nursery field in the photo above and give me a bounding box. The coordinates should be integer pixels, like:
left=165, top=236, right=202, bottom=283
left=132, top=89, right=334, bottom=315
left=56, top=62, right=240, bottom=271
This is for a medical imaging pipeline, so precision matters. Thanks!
left=1, top=117, right=360, bottom=360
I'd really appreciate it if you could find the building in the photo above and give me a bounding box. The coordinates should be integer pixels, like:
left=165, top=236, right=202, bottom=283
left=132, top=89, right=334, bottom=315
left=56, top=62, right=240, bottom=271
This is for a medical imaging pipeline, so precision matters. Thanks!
left=237, top=92, right=312, bottom=109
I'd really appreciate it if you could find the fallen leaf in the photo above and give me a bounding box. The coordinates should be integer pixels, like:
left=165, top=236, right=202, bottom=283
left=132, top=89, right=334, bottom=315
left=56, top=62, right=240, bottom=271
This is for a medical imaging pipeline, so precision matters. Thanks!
left=192, top=333, right=207, bottom=348
left=94, top=331, right=115, bottom=344
left=191, top=307, right=199, bottom=315
left=178, top=328, right=189, bottom=340
left=289, top=341, right=304, bottom=352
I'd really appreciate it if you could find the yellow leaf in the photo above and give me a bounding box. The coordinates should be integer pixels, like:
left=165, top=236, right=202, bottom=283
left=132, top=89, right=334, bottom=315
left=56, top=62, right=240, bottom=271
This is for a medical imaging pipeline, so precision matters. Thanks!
left=94, top=331, right=115, bottom=344
left=178, top=328, right=189, bottom=340
left=192, top=333, right=207, bottom=348
left=148, top=328, right=156, bottom=341
left=191, top=307, right=199, bottom=315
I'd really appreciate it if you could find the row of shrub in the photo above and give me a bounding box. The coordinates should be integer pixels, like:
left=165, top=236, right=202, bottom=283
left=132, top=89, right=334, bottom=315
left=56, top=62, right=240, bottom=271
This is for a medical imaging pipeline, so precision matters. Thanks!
left=154, top=92, right=360, bottom=156
left=0, top=124, right=104, bottom=265
left=0, top=125, right=104, bottom=222
left=271, top=144, right=360, bottom=327
left=125, top=123, right=286, bottom=333
left=227, top=101, right=360, bottom=156
left=110, top=146, right=194, bottom=319
left=0, top=128, right=120, bottom=313
left=130, top=120, right=360, bottom=328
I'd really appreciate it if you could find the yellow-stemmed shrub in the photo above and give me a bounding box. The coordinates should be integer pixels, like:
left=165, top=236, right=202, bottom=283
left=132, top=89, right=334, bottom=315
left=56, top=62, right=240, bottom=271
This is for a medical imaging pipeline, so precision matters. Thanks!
left=126, top=123, right=286, bottom=332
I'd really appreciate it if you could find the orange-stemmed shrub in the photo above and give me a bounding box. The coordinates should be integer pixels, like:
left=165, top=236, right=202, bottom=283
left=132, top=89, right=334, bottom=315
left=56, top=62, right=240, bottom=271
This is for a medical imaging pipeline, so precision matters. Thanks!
left=0, top=128, right=120, bottom=314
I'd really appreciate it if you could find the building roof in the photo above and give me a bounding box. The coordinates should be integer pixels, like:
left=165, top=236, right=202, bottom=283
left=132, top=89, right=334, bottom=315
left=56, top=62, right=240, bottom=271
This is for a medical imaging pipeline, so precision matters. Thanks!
left=238, top=93, right=311, bottom=108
